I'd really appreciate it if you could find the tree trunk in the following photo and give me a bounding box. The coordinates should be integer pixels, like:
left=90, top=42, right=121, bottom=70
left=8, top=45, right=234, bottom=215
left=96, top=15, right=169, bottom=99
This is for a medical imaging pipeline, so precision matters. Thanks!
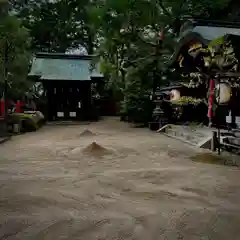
left=87, top=32, right=94, bottom=55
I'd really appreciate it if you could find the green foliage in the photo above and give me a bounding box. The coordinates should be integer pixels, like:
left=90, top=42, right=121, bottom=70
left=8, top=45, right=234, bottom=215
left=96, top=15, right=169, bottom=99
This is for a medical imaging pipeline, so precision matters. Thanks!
left=171, top=96, right=207, bottom=106
left=4, top=0, right=240, bottom=122
left=0, top=13, right=31, bottom=99
left=88, top=0, right=236, bottom=123
left=120, top=66, right=154, bottom=123
left=12, top=0, right=97, bottom=53
left=0, top=0, right=8, bottom=17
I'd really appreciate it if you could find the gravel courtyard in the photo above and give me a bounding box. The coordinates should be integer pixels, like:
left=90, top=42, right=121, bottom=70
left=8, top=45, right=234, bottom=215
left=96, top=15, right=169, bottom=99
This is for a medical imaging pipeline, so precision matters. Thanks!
left=0, top=118, right=240, bottom=240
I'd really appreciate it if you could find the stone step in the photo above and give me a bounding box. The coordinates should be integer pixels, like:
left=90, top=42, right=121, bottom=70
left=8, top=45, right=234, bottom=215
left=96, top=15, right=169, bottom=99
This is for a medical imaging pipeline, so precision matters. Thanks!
left=158, top=124, right=213, bottom=148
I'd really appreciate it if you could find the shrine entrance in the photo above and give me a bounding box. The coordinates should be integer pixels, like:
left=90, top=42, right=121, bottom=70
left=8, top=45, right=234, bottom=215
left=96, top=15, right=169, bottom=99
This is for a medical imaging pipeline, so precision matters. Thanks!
left=28, top=53, right=103, bottom=121
left=43, top=81, right=92, bottom=121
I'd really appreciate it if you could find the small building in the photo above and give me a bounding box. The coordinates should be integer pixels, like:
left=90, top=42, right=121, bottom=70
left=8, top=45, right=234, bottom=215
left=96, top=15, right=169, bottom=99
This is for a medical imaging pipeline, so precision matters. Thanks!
left=28, top=53, right=103, bottom=121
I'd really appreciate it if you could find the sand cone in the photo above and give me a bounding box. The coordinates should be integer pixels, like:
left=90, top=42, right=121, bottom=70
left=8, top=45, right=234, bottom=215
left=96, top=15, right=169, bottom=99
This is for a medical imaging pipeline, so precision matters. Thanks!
left=79, top=129, right=96, bottom=137
left=82, top=141, right=112, bottom=157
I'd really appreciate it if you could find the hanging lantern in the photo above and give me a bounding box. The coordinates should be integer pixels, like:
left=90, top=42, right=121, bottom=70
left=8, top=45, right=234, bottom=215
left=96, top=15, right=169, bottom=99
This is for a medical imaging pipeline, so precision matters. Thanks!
left=215, top=83, right=231, bottom=104
left=170, top=89, right=181, bottom=101
left=188, top=43, right=203, bottom=58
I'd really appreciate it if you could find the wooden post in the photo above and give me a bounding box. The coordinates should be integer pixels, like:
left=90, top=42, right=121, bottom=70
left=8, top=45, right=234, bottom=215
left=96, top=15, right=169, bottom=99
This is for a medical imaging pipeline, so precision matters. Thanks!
left=211, top=131, right=218, bottom=152
left=3, top=39, right=8, bottom=118
left=216, top=77, right=221, bottom=155
left=2, top=39, right=9, bottom=135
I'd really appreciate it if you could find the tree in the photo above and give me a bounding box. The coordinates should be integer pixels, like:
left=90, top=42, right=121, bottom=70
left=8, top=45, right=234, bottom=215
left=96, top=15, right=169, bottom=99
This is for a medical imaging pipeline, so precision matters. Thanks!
left=88, top=0, right=170, bottom=121
left=11, top=0, right=97, bottom=53
left=89, top=0, right=234, bottom=122
left=0, top=0, right=8, bottom=16
left=0, top=12, right=31, bottom=99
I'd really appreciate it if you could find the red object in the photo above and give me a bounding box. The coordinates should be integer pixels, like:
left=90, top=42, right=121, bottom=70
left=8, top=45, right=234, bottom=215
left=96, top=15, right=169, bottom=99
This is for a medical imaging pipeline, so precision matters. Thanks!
left=208, top=79, right=215, bottom=119
left=15, top=100, right=24, bottom=113
left=0, top=99, right=25, bottom=115
left=0, top=99, right=5, bottom=117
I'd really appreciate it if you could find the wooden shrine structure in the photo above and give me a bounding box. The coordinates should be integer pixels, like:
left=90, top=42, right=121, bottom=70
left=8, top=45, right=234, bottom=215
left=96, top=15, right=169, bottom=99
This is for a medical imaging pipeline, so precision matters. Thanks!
left=28, top=53, right=103, bottom=121
left=162, top=19, right=240, bottom=128
left=153, top=19, right=240, bottom=153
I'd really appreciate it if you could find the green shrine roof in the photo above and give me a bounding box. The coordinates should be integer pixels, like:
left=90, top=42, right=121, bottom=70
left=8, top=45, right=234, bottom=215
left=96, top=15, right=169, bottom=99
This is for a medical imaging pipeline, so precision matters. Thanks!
left=28, top=53, right=103, bottom=81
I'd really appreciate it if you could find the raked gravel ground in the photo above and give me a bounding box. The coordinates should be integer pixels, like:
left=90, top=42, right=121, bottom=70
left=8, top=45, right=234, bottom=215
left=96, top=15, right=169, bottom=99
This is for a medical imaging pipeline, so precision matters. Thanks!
left=0, top=118, right=240, bottom=240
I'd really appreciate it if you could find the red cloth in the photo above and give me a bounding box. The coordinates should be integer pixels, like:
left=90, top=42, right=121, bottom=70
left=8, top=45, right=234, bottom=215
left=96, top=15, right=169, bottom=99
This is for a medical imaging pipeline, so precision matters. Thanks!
left=208, top=79, right=215, bottom=119
left=0, top=99, right=4, bottom=117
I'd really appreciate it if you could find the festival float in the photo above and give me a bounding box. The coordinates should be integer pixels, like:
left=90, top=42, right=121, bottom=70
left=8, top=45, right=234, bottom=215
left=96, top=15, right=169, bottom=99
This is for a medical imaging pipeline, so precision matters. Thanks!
left=151, top=19, right=240, bottom=152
